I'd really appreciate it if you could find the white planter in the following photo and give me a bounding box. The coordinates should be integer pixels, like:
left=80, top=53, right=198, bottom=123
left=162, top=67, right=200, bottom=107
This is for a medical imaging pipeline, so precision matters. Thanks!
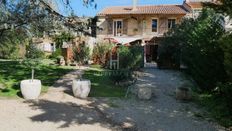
left=72, top=79, right=91, bottom=99
left=20, top=79, right=41, bottom=100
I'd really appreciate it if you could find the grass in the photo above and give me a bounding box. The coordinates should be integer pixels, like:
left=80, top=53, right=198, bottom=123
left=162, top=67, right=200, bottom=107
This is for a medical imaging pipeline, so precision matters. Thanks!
left=83, top=65, right=127, bottom=97
left=194, top=93, right=232, bottom=128
left=0, top=60, right=73, bottom=98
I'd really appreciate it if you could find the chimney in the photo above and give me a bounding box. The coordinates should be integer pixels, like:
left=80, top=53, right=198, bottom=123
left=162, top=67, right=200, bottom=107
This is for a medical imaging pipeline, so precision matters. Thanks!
left=132, top=0, right=138, bottom=11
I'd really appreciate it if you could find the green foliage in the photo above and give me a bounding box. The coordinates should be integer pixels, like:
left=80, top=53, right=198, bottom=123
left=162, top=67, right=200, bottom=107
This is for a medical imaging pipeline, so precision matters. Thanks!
left=50, top=48, right=62, bottom=59
left=0, top=60, right=73, bottom=98
left=26, top=44, right=45, bottom=59
left=73, top=43, right=90, bottom=64
left=215, top=83, right=232, bottom=105
left=0, top=30, right=27, bottom=59
left=21, top=58, right=42, bottom=72
left=92, top=42, right=114, bottom=67
left=53, top=32, right=74, bottom=48
left=83, top=68, right=126, bottom=97
left=118, top=46, right=143, bottom=70
left=196, top=92, right=232, bottom=127
left=204, top=0, right=232, bottom=18
left=108, top=69, right=132, bottom=83
left=158, top=9, right=227, bottom=91
left=219, top=34, right=232, bottom=81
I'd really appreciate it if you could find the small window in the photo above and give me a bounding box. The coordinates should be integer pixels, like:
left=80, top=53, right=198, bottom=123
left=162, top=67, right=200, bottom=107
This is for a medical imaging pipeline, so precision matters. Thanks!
left=152, top=19, right=158, bottom=32
left=168, top=19, right=176, bottom=29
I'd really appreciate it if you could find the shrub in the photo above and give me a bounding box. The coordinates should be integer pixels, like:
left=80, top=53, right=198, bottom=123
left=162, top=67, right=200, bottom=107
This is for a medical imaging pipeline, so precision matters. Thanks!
left=53, top=32, right=74, bottom=48
left=118, top=46, right=143, bottom=70
left=92, top=42, right=113, bottom=67
left=50, top=48, right=62, bottom=59
left=0, top=30, right=27, bottom=59
left=26, top=44, right=45, bottom=59
left=220, top=34, right=232, bottom=81
left=158, top=9, right=227, bottom=91
left=118, top=46, right=133, bottom=69
left=73, top=43, right=90, bottom=64
left=108, top=69, right=132, bottom=83
left=215, top=83, right=232, bottom=104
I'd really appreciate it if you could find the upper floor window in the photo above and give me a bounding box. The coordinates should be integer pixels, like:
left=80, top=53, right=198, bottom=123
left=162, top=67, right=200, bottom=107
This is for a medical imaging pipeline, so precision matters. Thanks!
left=152, top=19, right=158, bottom=32
left=113, top=20, right=123, bottom=36
left=168, top=19, right=176, bottom=29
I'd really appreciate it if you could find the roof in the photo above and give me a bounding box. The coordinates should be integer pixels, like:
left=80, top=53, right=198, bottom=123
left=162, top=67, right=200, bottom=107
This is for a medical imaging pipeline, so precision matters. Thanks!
left=97, top=5, right=189, bottom=16
left=186, top=2, right=203, bottom=8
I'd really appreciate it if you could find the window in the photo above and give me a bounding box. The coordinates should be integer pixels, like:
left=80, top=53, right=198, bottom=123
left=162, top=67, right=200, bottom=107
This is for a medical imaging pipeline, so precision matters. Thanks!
left=113, top=20, right=123, bottom=36
left=152, top=19, right=158, bottom=32
left=168, top=19, right=176, bottom=29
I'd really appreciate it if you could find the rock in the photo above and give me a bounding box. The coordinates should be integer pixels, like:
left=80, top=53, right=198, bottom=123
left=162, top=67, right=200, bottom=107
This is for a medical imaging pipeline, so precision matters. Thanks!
left=137, top=85, right=152, bottom=100
left=176, top=87, right=192, bottom=101
left=122, top=122, right=136, bottom=129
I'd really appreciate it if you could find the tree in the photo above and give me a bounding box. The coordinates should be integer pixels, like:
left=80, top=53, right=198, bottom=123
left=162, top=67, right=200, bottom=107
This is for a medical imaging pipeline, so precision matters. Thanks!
left=0, top=0, right=95, bottom=58
left=204, top=0, right=232, bottom=18
left=158, top=9, right=227, bottom=91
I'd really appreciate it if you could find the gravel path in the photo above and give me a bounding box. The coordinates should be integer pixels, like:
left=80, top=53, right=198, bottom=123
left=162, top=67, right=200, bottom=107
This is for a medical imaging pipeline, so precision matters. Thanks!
left=96, top=66, right=226, bottom=131
left=0, top=68, right=120, bottom=131
left=0, top=65, right=226, bottom=131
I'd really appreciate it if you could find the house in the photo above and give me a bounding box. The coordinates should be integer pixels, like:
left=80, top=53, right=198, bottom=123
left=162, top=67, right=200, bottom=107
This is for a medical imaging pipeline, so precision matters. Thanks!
left=32, top=16, right=94, bottom=54
left=96, top=0, right=228, bottom=63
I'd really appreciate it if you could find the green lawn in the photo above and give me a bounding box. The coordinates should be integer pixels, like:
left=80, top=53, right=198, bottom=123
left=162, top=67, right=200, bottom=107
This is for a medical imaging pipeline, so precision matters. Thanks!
left=83, top=66, right=127, bottom=97
left=0, top=60, right=73, bottom=98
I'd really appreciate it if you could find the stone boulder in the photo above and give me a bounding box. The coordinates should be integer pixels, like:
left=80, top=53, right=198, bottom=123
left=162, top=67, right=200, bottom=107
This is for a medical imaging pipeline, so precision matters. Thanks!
left=137, top=85, right=152, bottom=100
left=176, top=87, right=192, bottom=101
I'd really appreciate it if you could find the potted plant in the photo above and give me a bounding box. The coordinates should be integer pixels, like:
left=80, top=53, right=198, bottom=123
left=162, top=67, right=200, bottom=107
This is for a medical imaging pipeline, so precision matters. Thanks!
left=20, top=58, right=42, bottom=100
left=72, top=73, right=91, bottom=99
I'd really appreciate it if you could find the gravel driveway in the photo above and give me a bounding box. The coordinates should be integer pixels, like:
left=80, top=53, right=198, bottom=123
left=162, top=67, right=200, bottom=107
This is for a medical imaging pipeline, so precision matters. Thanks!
left=96, top=67, right=225, bottom=131
left=0, top=66, right=225, bottom=131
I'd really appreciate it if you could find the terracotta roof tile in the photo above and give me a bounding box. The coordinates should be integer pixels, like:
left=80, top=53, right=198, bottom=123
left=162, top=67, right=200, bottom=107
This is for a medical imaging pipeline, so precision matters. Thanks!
left=97, top=5, right=189, bottom=16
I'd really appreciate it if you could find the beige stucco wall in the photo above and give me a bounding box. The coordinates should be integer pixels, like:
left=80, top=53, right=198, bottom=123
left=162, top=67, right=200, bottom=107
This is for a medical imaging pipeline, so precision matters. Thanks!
left=96, top=14, right=185, bottom=38
left=97, top=16, right=108, bottom=36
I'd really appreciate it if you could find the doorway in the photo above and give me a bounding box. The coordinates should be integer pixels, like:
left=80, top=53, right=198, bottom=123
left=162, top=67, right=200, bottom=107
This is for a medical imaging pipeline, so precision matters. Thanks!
left=145, top=44, right=158, bottom=63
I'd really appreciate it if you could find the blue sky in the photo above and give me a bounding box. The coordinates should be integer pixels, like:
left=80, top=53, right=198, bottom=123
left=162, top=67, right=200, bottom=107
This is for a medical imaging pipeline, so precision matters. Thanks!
left=59, top=0, right=184, bottom=17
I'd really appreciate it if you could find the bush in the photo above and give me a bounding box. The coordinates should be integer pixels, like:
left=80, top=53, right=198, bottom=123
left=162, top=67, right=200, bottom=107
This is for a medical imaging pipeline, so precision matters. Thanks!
left=0, top=30, right=27, bottom=59
left=108, top=69, right=132, bottom=83
left=158, top=9, right=227, bottom=91
left=220, top=34, right=232, bottom=81
left=118, top=46, right=143, bottom=70
left=49, top=48, right=62, bottom=59
left=73, top=43, right=90, bottom=64
left=26, top=44, right=45, bottom=59
left=92, top=42, right=113, bottom=67
left=53, top=32, right=74, bottom=48
left=215, top=83, right=232, bottom=104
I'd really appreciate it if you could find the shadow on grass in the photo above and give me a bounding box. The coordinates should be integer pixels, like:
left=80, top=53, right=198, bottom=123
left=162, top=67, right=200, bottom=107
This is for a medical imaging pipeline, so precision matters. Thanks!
left=83, top=69, right=127, bottom=97
left=0, top=61, right=73, bottom=97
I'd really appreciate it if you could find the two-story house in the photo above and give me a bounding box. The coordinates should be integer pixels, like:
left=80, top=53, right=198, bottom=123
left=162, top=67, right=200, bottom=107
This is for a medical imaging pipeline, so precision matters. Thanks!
left=96, top=0, right=226, bottom=63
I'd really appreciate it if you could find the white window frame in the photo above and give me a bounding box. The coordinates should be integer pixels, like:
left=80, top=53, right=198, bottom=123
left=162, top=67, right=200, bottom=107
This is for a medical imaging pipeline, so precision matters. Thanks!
left=113, top=19, right=123, bottom=36
left=151, top=18, right=159, bottom=33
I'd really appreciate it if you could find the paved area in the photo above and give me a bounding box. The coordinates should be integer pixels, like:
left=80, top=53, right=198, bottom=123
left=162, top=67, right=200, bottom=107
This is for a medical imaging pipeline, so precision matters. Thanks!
left=0, top=65, right=226, bottom=131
